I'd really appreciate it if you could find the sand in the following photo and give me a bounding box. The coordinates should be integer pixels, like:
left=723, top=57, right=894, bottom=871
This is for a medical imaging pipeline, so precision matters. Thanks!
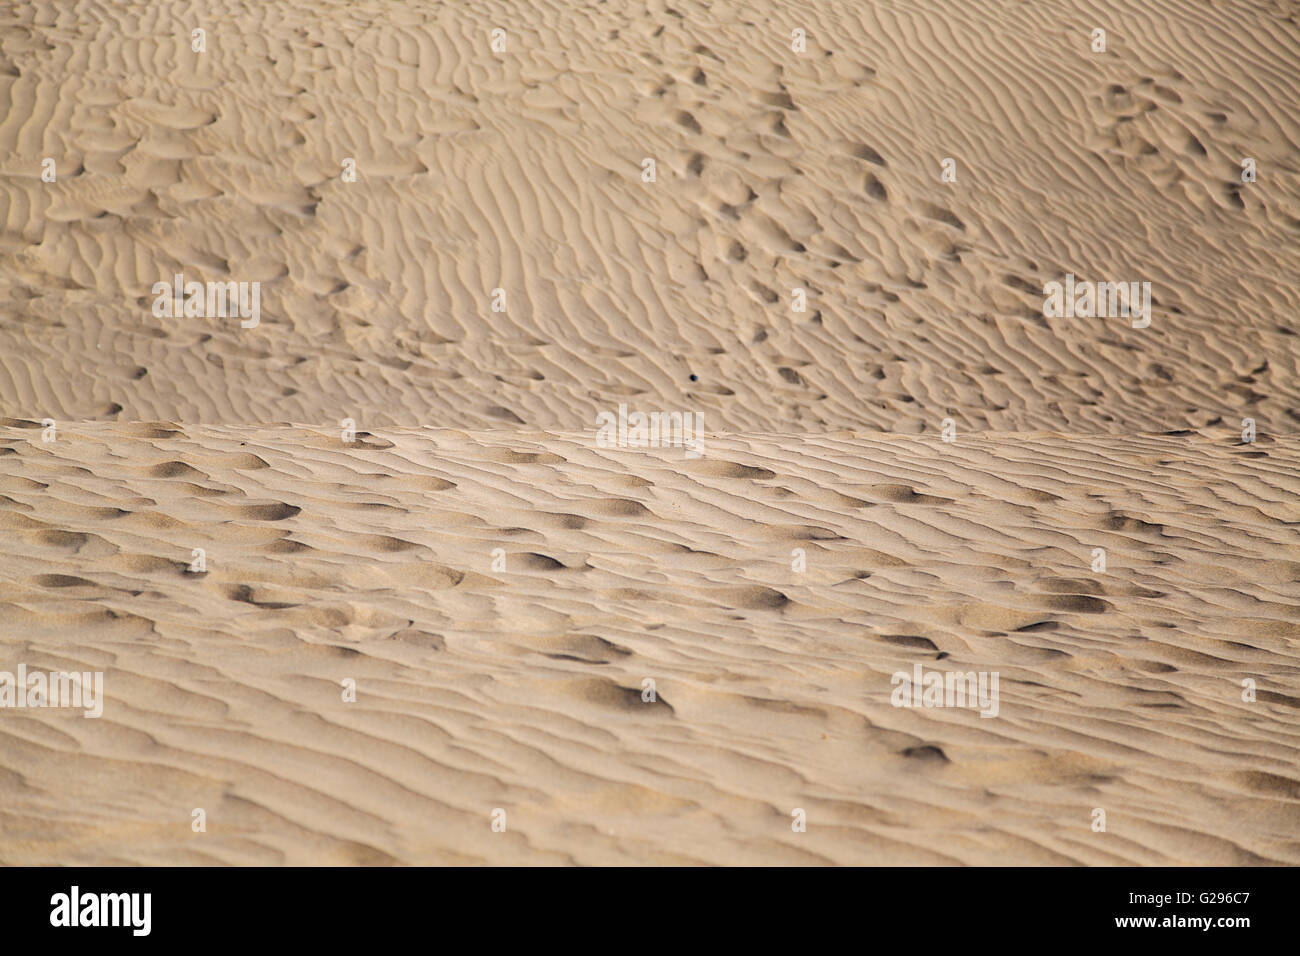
left=0, top=0, right=1297, bottom=865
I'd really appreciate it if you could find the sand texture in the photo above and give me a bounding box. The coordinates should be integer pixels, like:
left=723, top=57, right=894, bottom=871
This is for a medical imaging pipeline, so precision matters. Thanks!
left=0, top=0, right=1298, bottom=865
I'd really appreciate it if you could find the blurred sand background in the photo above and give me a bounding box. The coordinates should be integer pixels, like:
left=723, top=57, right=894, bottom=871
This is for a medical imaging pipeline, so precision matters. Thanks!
left=0, top=0, right=1298, bottom=864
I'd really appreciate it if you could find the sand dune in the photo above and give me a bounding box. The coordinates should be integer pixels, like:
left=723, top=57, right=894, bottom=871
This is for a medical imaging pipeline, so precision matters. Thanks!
left=0, top=0, right=1298, bottom=865
left=2, top=0, right=1297, bottom=431
left=2, top=423, right=1298, bottom=865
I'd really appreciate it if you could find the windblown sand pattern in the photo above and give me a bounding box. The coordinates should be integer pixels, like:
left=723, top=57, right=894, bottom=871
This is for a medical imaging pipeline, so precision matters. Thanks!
left=0, top=0, right=1298, bottom=865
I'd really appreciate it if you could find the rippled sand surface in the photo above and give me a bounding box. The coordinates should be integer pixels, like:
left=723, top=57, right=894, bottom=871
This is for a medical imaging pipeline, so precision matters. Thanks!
left=1, top=0, right=1297, bottom=864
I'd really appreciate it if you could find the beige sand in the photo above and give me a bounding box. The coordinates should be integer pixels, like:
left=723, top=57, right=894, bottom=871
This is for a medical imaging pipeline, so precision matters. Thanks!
left=0, top=0, right=1297, bottom=864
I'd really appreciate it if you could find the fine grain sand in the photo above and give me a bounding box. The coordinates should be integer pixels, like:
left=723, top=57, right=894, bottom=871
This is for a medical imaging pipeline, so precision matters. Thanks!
left=1, top=0, right=1298, bottom=865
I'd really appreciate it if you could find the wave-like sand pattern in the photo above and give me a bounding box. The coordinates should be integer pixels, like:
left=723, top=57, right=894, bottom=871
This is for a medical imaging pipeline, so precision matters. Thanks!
left=1, top=423, right=1297, bottom=864
left=0, top=1, right=1298, bottom=865
left=1, top=1, right=1297, bottom=431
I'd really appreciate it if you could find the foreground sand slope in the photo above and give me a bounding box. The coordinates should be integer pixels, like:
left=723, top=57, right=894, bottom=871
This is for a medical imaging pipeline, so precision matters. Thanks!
left=0, top=0, right=1297, bottom=431
left=1, top=423, right=1297, bottom=865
